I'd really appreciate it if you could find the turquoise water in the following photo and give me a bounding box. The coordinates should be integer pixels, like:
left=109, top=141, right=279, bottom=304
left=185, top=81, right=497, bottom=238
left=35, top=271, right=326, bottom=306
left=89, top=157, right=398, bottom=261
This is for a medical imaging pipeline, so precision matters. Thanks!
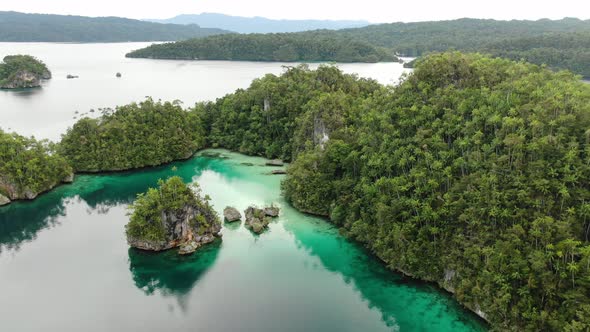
left=0, top=150, right=487, bottom=331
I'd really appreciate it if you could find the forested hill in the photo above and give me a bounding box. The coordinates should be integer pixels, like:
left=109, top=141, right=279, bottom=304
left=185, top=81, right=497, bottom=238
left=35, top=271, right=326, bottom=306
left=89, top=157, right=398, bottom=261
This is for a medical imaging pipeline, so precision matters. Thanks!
left=130, top=17, right=590, bottom=76
left=126, top=32, right=398, bottom=63
left=334, top=18, right=590, bottom=55
left=0, top=11, right=230, bottom=42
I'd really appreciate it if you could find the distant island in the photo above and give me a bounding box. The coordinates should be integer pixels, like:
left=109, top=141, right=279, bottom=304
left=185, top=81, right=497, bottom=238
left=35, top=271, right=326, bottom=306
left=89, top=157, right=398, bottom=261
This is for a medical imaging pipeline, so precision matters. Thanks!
left=133, top=17, right=590, bottom=77
left=0, top=55, right=51, bottom=89
left=0, top=11, right=230, bottom=42
left=145, top=12, right=369, bottom=33
left=126, top=32, right=398, bottom=63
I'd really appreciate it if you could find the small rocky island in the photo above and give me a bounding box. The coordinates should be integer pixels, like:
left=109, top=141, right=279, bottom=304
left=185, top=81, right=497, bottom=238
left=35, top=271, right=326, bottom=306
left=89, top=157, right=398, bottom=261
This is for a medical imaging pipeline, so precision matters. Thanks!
left=0, top=55, right=51, bottom=89
left=126, top=176, right=221, bottom=255
left=223, top=206, right=242, bottom=222
left=244, top=205, right=280, bottom=234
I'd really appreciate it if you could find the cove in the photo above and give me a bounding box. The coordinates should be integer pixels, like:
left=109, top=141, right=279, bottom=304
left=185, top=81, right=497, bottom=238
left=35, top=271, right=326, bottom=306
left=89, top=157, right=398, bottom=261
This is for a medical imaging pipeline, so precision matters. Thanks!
left=0, top=149, right=487, bottom=331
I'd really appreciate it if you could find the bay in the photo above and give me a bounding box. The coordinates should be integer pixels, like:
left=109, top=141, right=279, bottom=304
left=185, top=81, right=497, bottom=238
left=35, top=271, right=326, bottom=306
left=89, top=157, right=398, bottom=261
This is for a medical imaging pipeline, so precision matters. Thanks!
left=0, top=150, right=487, bottom=331
left=0, top=42, right=410, bottom=141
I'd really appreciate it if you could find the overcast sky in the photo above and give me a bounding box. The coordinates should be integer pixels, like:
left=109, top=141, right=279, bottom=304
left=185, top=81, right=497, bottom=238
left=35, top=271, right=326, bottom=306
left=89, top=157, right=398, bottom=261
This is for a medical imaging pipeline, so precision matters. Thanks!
left=2, top=0, right=589, bottom=23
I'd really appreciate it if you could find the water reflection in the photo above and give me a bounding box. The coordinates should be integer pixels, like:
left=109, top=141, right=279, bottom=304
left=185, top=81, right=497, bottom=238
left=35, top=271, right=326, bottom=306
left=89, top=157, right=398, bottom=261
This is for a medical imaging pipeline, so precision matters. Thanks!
left=280, top=214, right=488, bottom=331
left=0, top=157, right=213, bottom=253
left=128, top=240, right=221, bottom=297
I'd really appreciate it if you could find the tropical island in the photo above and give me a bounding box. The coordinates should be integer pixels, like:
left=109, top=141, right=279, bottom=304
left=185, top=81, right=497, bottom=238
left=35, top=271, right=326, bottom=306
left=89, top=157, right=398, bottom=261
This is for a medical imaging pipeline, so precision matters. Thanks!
left=125, top=32, right=398, bottom=63
left=2, top=52, right=590, bottom=330
left=0, top=55, right=51, bottom=89
left=126, top=176, right=221, bottom=255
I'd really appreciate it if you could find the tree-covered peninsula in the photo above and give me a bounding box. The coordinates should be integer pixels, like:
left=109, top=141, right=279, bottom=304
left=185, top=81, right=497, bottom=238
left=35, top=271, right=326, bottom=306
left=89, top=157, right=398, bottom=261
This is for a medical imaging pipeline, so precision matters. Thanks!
left=59, top=98, right=205, bottom=172
left=127, top=17, right=590, bottom=77
left=197, top=55, right=590, bottom=330
left=0, top=55, right=51, bottom=89
left=126, top=176, right=221, bottom=255
left=0, top=130, right=73, bottom=205
left=125, top=32, right=398, bottom=63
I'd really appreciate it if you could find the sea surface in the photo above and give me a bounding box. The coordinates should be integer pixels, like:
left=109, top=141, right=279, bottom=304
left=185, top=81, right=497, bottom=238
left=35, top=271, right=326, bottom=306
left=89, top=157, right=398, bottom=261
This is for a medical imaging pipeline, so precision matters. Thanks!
left=0, top=150, right=487, bottom=331
left=0, top=42, right=411, bottom=141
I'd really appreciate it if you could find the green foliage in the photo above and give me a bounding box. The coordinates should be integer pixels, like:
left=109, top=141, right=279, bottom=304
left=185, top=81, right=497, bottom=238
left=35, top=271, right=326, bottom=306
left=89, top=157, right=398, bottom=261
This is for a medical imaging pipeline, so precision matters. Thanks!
left=199, top=64, right=383, bottom=161
left=0, top=54, right=50, bottom=86
left=59, top=98, right=205, bottom=172
left=204, top=53, right=590, bottom=330
left=0, top=129, right=71, bottom=199
left=126, top=31, right=398, bottom=63
left=132, top=17, right=590, bottom=77
left=126, top=176, right=201, bottom=242
left=0, top=11, right=229, bottom=42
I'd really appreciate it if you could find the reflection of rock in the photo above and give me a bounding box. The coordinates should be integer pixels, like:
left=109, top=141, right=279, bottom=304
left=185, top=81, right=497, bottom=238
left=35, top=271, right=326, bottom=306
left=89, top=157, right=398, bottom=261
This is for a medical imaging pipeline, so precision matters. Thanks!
left=223, top=206, right=241, bottom=222
left=128, top=240, right=221, bottom=297
left=265, top=159, right=284, bottom=167
left=244, top=205, right=280, bottom=234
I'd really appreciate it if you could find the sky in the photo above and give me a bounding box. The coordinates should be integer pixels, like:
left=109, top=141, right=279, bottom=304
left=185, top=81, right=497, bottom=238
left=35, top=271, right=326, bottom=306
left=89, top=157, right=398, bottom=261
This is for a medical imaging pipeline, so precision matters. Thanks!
left=1, top=0, right=589, bottom=23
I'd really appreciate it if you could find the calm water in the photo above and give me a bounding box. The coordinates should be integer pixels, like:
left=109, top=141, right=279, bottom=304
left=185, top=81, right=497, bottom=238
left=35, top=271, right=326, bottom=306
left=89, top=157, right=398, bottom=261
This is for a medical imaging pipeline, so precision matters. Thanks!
left=0, top=150, right=486, bottom=331
left=0, top=42, right=411, bottom=141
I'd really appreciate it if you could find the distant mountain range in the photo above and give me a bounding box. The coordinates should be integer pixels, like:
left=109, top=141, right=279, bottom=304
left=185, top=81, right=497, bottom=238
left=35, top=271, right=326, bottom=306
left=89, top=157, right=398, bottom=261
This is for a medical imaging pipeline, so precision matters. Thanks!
left=0, top=11, right=230, bottom=42
left=146, top=13, right=370, bottom=33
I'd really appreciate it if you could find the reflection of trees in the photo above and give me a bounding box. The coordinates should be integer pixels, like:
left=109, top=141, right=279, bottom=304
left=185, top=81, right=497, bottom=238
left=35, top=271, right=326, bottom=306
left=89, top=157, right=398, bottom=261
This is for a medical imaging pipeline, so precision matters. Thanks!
left=0, top=195, right=68, bottom=253
left=127, top=240, right=221, bottom=298
left=0, top=155, right=221, bottom=254
left=280, top=213, right=487, bottom=331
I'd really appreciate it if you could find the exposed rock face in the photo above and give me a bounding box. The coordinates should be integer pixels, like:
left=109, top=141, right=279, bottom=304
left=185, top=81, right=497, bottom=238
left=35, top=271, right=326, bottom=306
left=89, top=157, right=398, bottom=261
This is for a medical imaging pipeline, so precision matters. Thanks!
left=127, top=204, right=222, bottom=255
left=265, top=159, right=284, bottom=166
left=264, top=206, right=280, bottom=217
left=1, top=70, right=41, bottom=89
left=0, top=194, right=10, bottom=206
left=0, top=172, right=73, bottom=205
left=63, top=173, right=75, bottom=183
left=223, top=206, right=242, bottom=222
left=244, top=205, right=280, bottom=234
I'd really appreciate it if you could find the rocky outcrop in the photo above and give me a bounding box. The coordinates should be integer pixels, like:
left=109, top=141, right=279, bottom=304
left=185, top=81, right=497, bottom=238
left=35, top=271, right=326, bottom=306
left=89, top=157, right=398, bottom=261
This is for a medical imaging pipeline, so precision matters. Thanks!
left=0, top=55, right=51, bottom=89
left=264, top=206, right=280, bottom=217
left=0, top=194, right=10, bottom=206
left=63, top=173, right=75, bottom=183
left=223, top=206, right=241, bottom=222
left=1, top=70, right=43, bottom=89
left=244, top=205, right=280, bottom=234
left=271, top=169, right=286, bottom=175
left=127, top=204, right=221, bottom=255
left=265, top=159, right=284, bottom=167
left=0, top=172, right=74, bottom=205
